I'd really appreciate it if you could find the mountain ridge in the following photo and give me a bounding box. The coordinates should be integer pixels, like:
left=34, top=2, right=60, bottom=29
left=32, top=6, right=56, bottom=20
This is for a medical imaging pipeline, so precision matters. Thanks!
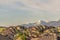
left=21, top=20, right=60, bottom=27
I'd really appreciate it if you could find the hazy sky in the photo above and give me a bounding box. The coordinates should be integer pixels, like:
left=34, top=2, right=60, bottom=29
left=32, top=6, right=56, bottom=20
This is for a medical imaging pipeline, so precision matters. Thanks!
left=0, top=0, right=60, bottom=26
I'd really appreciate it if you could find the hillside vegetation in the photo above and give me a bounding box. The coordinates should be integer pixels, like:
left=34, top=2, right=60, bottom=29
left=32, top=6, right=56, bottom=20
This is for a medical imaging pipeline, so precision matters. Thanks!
left=0, top=25, right=60, bottom=40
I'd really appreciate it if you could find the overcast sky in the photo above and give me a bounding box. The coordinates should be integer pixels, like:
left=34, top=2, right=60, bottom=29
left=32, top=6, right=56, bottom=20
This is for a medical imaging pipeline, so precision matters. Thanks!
left=0, top=0, right=60, bottom=26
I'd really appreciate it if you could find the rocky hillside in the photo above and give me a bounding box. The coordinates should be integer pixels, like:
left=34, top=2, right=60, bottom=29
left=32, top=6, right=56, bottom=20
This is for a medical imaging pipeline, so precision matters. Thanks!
left=1, top=20, right=60, bottom=40
left=0, top=24, right=59, bottom=40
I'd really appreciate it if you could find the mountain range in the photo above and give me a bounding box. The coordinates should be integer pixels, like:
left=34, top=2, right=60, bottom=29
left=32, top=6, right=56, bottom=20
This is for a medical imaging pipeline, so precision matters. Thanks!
left=21, top=20, right=60, bottom=27
left=40, top=20, right=60, bottom=27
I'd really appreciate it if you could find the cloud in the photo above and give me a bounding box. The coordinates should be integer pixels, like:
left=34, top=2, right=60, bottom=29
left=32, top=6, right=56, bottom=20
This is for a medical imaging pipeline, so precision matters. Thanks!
left=15, top=0, right=60, bottom=13
left=0, top=0, right=60, bottom=13
left=0, top=0, right=60, bottom=17
left=0, top=0, right=60, bottom=26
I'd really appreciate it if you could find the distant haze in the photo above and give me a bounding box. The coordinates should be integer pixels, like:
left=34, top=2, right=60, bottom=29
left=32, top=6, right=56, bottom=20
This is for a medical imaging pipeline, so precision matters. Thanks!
left=0, top=0, right=60, bottom=26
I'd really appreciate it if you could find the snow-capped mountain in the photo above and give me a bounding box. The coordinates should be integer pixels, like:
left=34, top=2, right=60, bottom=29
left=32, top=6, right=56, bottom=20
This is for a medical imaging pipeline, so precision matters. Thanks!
left=21, top=20, right=60, bottom=27
left=21, top=20, right=41, bottom=27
